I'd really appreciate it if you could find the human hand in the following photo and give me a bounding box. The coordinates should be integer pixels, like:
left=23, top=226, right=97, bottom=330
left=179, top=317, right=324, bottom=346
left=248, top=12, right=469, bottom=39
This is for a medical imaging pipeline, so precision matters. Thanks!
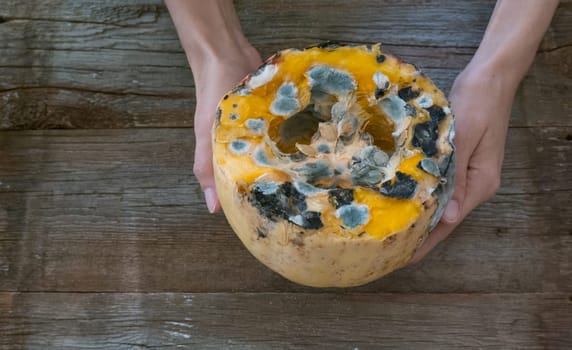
left=191, top=46, right=262, bottom=213
left=409, top=63, right=519, bottom=264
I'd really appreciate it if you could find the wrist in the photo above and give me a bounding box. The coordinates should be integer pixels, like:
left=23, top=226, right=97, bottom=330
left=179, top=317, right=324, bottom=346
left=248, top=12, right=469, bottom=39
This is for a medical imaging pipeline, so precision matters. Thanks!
left=186, top=41, right=260, bottom=84
left=466, top=46, right=530, bottom=90
left=166, top=0, right=254, bottom=75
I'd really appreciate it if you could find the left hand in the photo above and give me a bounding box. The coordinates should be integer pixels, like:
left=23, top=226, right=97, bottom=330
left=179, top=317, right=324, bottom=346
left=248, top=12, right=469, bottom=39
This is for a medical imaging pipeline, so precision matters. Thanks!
left=409, top=63, right=519, bottom=264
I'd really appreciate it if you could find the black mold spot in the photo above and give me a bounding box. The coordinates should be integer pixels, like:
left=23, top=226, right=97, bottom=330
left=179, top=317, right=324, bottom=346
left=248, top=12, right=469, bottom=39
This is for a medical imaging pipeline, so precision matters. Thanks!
left=282, top=182, right=307, bottom=212
left=565, top=134, right=572, bottom=141
left=292, top=211, right=324, bottom=229
left=250, top=182, right=307, bottom=222
left=381, top=172, right=417, bottom=199
left=398, top=87, right=420, bottom=101
left=412, top=121, right=439, bottom=156
left=223, top=95, right=229, bottom=100
left=250, top=182, right=323, bottom=229
left=426, top=105, right=446, bottom=123
left=308, top=65, right=356, bottom=94
left=232, top=103, right=238, bottom=108
left=328, top=189, right=354, bottom=208
left=376, top=54, right=386, bottom=63
left=374, top=87, right=386, bottom=99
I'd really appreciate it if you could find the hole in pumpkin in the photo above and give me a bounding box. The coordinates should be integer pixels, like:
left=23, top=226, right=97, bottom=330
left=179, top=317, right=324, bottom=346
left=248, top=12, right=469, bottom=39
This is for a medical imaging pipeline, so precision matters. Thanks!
left=268, top=105, right=327, bottom=154
left=267, top=88, right=397, bottom=158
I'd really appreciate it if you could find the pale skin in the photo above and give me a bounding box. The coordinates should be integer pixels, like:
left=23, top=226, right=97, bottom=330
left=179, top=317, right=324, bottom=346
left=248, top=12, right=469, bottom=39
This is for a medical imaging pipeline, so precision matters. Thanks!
left=165, top=0, right=560, bottom=263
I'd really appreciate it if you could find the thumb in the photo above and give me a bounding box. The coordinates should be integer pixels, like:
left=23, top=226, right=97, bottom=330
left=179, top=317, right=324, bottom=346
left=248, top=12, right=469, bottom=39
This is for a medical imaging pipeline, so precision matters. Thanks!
left=193, top=129, right=220, bottom=214
left=441, top=127, right=471, bottom=225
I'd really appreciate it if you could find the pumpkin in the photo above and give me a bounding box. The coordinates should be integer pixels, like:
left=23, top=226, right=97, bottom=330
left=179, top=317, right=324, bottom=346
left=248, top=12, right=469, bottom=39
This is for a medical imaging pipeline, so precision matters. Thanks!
left=212, top=43, right=455, bottom=287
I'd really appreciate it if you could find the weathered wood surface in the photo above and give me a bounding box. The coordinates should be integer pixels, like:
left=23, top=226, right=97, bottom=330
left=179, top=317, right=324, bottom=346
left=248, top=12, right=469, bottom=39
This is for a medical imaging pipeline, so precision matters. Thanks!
left=1, top=0, right=571, bottom=129
left=1, top=0, right=572, bottom=348
left=0, top=128, right=570, bottom=293
left=1, top=292, right=570, bottom=349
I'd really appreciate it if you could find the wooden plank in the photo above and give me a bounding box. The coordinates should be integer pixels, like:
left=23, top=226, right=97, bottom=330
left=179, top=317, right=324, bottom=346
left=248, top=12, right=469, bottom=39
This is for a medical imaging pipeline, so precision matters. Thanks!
left=1, top=292, right=570, bottom=349
left=0, top=128, right=570, bottom=293
left=1, top=0, right=570, bottom=129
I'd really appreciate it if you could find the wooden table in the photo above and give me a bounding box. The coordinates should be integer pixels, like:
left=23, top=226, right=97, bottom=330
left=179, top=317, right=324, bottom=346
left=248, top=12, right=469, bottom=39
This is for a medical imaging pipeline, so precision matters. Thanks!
left=1, top=0, right=571, bottom=348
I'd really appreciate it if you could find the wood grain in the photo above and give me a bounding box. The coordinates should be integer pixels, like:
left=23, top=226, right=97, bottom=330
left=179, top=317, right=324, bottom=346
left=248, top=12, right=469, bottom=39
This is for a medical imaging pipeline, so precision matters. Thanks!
left=1, top=292, right=570, bottom=349
left=1, top=1, right=571, bottom=347
left=1, top=0, right=571, bottom=129
left=1, top=128, right=570, bottom=293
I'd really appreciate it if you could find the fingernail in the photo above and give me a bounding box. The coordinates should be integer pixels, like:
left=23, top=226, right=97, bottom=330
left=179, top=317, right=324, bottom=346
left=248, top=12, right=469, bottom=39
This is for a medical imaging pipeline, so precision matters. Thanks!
left=443, top=200, right=459, bottom=223
left=204, top=188, right=217, bottom=214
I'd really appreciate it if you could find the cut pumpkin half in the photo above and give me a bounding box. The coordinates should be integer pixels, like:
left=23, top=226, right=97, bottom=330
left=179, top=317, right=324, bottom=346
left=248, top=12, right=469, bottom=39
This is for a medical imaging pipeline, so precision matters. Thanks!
left=213, top=43, right=455, bottom=287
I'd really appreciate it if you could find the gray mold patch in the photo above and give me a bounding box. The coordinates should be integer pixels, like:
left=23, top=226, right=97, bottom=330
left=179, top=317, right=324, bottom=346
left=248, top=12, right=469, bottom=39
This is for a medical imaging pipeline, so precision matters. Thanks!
left=415, top=95, right=433, bottom=109
left=308, top=65, right=356, bottom=95
left=380, top=95, right=407, bottom=123
left=277, top=82, right=297, bottom=98
left=254, top=181, right=279, bottom=195
left=351, top=162, right=383, bottom=187
left=270, top=82, right=300, bottom=116
left=418, top=158, right=441, bottom=177
left=294, top=181, right=324, bottom=195
left=253, top=147, right=271, bottom=166
left=317, top=143, right=331, bottom=153
left=361, top=146, right=389, bottom=167
left=230, top=113, right=239, bottom=121
left=336, top=204, right=370, bottom=228
left=229, top=139, right=250, bottom=154
left=297, top=161, right=333, bottom=183
left=246, top=118, right=266, bottom=133
left=350, top=146, right=389, bottom=187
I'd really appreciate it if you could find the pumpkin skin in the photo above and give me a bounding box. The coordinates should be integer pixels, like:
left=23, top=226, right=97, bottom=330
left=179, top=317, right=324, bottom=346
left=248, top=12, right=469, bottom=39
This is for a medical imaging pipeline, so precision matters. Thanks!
left=213, top=43, right=455, bottom=287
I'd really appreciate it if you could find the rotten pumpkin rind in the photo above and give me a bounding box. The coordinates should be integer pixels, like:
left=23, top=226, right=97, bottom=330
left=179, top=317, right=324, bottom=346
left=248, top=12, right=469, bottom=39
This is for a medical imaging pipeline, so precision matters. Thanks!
left=212, top=43, right=455, bottom=287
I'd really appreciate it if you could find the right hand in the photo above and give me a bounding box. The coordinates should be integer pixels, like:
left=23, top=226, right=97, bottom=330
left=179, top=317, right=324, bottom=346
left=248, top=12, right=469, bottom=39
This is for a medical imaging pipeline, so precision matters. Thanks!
left=190, top=45, right=262, bottom=213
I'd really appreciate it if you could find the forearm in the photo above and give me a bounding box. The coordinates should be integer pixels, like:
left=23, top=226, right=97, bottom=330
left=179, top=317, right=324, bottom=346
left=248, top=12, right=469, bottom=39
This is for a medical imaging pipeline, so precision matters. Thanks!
left=469, top=0, right=559, bottom=85
left=165, top=0, right=251, bottom=77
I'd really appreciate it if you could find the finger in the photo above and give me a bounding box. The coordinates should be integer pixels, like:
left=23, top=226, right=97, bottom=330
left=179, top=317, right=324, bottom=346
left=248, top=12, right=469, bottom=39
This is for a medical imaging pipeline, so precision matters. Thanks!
left=408, top=156, right=467, bottom=264
left=409, top=220, right=456, bottom=264
left=461, top=163, right=501, bottom=217
left=193, top=128, right=221, bottom=214
left=441, top=119, right=473, bottom=224
left=409, top=107, right=478, bottom=263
